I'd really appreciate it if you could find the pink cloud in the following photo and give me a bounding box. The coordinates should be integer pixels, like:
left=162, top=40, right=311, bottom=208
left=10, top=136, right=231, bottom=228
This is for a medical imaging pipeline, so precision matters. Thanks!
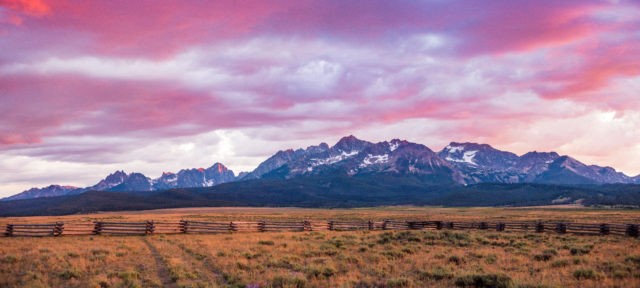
left=1, top=0, right=50, bottom=16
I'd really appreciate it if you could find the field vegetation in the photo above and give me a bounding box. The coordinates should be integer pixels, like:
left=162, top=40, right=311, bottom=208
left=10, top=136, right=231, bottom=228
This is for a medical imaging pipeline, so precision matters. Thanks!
left=1, top=206, right=639, bottom=287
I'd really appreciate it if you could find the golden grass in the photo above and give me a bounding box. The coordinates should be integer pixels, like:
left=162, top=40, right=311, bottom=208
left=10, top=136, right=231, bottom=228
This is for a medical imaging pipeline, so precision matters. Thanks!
left=1, top=206, right=639, bottom=287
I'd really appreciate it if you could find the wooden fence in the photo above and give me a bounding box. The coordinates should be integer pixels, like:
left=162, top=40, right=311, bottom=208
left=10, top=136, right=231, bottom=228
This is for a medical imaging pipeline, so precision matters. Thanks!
left=2, top=220, right=639, bottom=238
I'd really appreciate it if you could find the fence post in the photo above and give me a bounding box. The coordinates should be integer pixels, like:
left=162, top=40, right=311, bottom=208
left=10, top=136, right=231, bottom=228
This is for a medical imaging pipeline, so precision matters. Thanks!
left=179, top=220, right=188, bottom=233
left=93, top=222, right=102, bottom=235
left=599, top=223, right=610, bottom=235
left=496, top=223, right=505, bottom=232
left=368, top=220, right=374, bottom=230
left=258, top=220, right=266, bottom=232
left=446, top=222, right=454, bottom=229
left=480, top=222, right=488, bottom=230
left=146, top=221, right=155, bottom=235
left=556, top=223, right=567, bottom=234
left=5, top=224, right=13, bottom=237
left=229, top=221, right=236, bottom=232
left=536, top=222, right=544, bottom=233
left=382, top=220, right=389, bottom=230
left=304, top=220, right=311, bottom=231
left=54, top=222, right=64, bottom=236
left=626, top=224, right=639, bottom=237
left=328, top=221, right=334, bottom=231
left=435, top=221, right=443, bottom=230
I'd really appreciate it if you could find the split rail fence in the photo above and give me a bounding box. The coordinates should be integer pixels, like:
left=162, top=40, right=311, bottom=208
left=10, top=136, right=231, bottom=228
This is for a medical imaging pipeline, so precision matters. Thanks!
left=3, top=220, right=639, bottom=238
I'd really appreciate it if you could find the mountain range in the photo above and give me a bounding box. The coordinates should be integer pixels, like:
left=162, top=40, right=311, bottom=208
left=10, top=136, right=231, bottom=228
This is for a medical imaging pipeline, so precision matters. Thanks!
left=4, top=163, right=235, bottom=201
left=3, top=135, right=640, bottom=202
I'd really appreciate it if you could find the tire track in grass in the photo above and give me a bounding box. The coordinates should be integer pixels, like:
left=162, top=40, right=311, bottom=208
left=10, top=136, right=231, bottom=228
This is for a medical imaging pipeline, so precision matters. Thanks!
left=141, top=237, right=179, bottom=288
left=166, top=236, right=229, bottom=285
left=150, top=235, right=222, bottom=286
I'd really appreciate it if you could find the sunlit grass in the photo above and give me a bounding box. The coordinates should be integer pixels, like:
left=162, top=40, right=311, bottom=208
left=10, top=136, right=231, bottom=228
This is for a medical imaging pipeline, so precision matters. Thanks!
left=1, top=206, right=639, bottom=287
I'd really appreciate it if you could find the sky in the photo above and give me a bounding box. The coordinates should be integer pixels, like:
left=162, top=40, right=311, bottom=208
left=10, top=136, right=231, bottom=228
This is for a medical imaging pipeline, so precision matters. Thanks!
left=1, top=0, right=639, bottom=197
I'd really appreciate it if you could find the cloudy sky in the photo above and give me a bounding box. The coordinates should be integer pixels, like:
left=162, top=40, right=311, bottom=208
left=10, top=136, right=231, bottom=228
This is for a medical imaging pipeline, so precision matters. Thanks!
left=1, top=0, right=639, bottom=197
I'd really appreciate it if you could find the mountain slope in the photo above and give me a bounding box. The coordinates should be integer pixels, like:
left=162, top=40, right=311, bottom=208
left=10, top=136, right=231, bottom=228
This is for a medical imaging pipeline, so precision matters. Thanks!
left=534, top=156, right=631, bottom=185
left=438, top=142, right=520, bottom=184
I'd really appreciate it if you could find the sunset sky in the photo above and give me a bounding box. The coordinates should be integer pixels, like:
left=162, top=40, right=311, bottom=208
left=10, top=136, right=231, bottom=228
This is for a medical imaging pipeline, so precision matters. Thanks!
left=1, top=0, right=639, bottom=196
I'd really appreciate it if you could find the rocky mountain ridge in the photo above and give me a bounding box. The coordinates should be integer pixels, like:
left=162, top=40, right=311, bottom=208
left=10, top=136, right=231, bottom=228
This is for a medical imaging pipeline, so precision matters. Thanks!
left=4, top=135, right=639, bottom=201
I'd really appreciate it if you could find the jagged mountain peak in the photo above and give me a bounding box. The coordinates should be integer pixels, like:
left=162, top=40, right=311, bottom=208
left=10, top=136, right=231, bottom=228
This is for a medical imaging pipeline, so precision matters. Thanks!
left=208, top=162, right=229, bottom=173
left=333, top=135, right=371, bottom=153
left=387, top=139, right=409, bottom=152
left=105, top=170, right=127, bottom=180
left=305, top=142, right=330, bottom=154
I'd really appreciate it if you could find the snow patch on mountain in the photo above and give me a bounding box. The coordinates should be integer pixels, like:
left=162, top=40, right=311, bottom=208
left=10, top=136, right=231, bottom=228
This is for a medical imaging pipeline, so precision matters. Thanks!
left=360, top=154, right=389, bottom=167
left=445, top=150, right=478, bottom=165
left=311, top=151, right=358, bottom=166
left=462, top=151, right=477, bottom=164
left=444, top=145, right=464, bottom=153
left=389, top=142, right=400, bottom=152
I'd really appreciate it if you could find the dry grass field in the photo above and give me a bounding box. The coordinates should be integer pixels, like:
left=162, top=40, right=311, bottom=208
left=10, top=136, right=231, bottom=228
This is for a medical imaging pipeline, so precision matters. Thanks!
left=1, top=206, right=639, bottom=287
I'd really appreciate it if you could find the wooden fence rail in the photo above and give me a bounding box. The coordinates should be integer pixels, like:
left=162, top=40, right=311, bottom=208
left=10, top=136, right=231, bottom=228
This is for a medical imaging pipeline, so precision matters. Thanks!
left=3, top=220, right=639, bottom=238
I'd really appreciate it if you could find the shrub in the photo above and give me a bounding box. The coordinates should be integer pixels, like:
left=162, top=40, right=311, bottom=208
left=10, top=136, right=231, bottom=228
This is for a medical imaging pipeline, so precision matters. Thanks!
left=270, top=275, right=307, bottom=288
left=222, top=273, right=245, bottom=287
left=258, top=240, right=275, bottom=246
left=91, top=249, right=110, bottom=256
left=387, top=278, right=410, bottom=287
left=448, top=255, right=465, bottom=265
left=533, top=249, right=557, bottom=262
left=573, top=269, right=600, bottom=280
left=1, top=255, right=17, bottom=264
left=625, top=255, right=640, bottom=266
left=454, top=273, right=513, bottom=288
left=304, top=266, right=335, bottom=279
left=236, top=262, right=250, bottom=270
left=58, top=269, right=81, bottom=280
left=569, top=246, right=592, bottom=256
left=485, top=254, right=497, bottom=265
left=401, top=247, right=414, bottom=254
left=417, top=267, right=454, bottom=281
left=395, top=231, right=421, bottom=242
left=381, top=250, right=405, bottom=259
left=90, top=249, right=109, bottom=261
left=551, top=259, right=570, bottom=268
left=66, top=252, right=79, bottom=258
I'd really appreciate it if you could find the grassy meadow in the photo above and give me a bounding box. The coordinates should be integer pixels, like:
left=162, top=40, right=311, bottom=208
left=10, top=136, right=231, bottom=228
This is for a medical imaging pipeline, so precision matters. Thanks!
left=1, top=206, right=639, bottom=287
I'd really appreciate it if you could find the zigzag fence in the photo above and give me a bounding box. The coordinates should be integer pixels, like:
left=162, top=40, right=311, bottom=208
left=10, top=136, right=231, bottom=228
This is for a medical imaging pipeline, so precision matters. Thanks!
left=2, top=220, right=639, bottom=238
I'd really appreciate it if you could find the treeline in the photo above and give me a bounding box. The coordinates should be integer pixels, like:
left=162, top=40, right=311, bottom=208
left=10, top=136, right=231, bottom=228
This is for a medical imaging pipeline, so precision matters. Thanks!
left=1, top=174, right=639, bottom=216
